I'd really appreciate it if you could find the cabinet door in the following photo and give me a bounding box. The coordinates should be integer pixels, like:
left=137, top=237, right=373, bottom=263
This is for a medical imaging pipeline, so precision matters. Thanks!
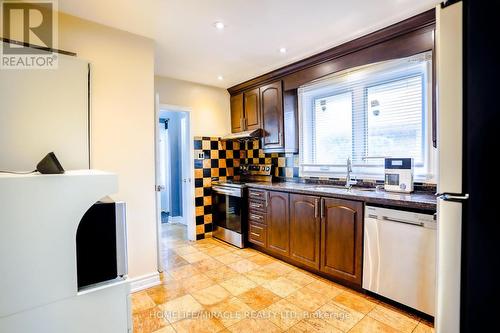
left=260, top=81, right=284, bottom=150
left=267, top=191, right=290, bottom=256
left=243, top=88, right=261, bottom=130
left=320, top=198, right=363, bottom=285
left=230, top=93, right=244, bottom=133
left=290, top=194, right=321, bottom=270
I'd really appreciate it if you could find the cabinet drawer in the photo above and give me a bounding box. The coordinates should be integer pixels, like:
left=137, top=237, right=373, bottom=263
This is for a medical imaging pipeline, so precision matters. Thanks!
left=248, top=200, right=266, bottom=212
left=248, top=223, right=267, bottom=247
left=249, top=211, right=266, bottom=225
left=248, top=189, right=267, bottom=201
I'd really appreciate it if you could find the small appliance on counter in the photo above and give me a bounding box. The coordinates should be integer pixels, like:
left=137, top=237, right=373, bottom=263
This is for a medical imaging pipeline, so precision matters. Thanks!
left=384, top=158, right=414, bottom=193
left=211, top=164, right=272, bottom=248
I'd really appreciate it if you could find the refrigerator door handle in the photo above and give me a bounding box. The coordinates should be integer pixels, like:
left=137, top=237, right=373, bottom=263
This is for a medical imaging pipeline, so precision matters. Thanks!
left=436, top=192, right=469, bottom=202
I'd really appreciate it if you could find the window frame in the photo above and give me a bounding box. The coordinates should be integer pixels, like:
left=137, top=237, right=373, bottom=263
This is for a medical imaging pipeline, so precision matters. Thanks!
left=298, top=54, right=436, bottom=183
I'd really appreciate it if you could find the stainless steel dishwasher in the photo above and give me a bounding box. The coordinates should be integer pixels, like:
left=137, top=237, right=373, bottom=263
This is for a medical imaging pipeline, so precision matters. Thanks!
left=363, top=205, right=436, bottom=316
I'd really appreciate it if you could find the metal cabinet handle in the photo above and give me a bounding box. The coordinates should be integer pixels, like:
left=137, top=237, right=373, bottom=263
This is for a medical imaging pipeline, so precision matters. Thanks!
left=265, top=192, right=269, bottom=207
left=320, top=198, right=325, bottom=218
left=314, top=198, right=319, bottom=218
left=381, top=216, right=425, bottom=227
left=250, top=213, right=262, bottom=221
left=436, top=192, right=469, bottom=202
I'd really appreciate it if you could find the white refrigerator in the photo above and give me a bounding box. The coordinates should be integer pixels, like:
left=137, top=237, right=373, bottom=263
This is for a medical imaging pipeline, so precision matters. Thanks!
left=435, top=2, right=468, bottom=333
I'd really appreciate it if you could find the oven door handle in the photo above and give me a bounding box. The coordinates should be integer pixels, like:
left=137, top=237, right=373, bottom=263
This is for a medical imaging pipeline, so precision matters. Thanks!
left=212, top=186, right=241, bottom=197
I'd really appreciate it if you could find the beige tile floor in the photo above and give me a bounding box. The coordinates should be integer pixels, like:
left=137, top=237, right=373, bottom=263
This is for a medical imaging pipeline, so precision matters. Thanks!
left=132, top=223, right=434, bottom=333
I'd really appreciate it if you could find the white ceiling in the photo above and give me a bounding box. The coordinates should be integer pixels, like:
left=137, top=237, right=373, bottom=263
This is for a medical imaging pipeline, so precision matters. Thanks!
left=59, top=0, right=439, bottom=89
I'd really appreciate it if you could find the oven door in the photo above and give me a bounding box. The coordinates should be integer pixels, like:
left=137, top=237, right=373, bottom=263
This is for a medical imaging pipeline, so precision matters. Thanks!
left=212, top=186, right=246, bottom=247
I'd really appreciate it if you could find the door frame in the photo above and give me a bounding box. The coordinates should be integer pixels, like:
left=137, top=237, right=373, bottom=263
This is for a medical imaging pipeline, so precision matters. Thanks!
left=154, top=100, right=196, bottom=270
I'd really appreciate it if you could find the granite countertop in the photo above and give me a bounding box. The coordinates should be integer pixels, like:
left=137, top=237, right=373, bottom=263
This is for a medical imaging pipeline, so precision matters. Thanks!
left=245, top=182, right=437, bottom=211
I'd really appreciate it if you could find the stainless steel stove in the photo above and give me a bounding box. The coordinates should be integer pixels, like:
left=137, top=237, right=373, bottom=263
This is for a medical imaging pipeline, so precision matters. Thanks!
left=211, top=165, right=272, bottom=248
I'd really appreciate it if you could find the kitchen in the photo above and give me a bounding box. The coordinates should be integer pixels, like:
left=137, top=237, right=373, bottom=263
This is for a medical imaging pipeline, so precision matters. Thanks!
left=194, top=2, right=440, bottom=325
left=177, top=1, right=470, bottom=332
left=0, top=0, right=497, bottom=333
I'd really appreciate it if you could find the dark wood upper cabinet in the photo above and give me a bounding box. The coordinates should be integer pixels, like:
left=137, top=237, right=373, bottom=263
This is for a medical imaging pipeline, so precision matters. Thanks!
left=266, top=191, right=290, bottom=256
left=289, top=194, right=321, bottom=270
left=320, top=197, right=364, bottom=286
left=243, top=88, right=260, bottom=130
left=283, top=89, right=299, bottom=153
left=229, top=82, right=297, bottom=153
left=230, top=93, right=244, bottom=133
left=260, top=81, right=284, bottom=151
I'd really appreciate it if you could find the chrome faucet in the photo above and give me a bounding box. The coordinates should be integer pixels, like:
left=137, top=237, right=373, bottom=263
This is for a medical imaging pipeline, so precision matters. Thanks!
left=345, top=157, right=357, bottom=190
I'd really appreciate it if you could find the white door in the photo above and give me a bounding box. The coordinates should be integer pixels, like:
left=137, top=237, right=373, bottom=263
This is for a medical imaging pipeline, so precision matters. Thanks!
left=157, top=105, right=196, bottom=242
left=180, top=116, right=189, bottom=225
left=154, top=93, right=164, bottom=272
left=158, top=124, right=170, bottom=216
left=180, top=113, right=195, bottom=240
left=435, top=3, right=464, bottom=333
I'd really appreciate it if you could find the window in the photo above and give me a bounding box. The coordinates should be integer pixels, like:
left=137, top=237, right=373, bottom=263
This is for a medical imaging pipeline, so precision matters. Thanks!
left=366, top=76, right=424, bottom=165
left=313, top=92, right=352, bottom=165
left=299, top=52, right=435, bottom=182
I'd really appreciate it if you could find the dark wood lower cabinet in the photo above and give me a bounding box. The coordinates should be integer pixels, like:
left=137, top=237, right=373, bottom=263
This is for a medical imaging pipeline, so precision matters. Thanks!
left=266, top=191, right=290, bottom=256
left=320, top=197, right=363, bottom=285
left=247, top=189, right=364, bottom=287
left=289, top=194, right=321, bottom=270
left=248, top=222, right=267, bottom=247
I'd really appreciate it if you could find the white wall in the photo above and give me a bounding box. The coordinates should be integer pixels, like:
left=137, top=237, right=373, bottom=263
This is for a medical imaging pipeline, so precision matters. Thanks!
left=57, top=13, right=157, bottom=280
left=155, top=76, right=231, bottom=137
left=2, top=13, right=229, bottom=282
left=0, top=53, right=89, bottom=171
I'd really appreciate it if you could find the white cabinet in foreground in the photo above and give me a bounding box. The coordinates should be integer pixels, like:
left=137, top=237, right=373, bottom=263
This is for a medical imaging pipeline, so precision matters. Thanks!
left=0, top=170, right=131, bottom=333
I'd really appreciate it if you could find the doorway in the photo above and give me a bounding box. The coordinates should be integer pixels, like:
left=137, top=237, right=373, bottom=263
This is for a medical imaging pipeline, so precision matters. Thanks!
left=155, top=102, right=195, bottom=272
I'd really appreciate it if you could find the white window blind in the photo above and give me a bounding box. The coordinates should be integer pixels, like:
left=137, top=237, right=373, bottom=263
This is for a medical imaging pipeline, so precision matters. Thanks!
left=299, top=51, right=435, bottom=181
left=313, top=92, right=352, bottom=165
left=367, top=76, right=424, bottom=165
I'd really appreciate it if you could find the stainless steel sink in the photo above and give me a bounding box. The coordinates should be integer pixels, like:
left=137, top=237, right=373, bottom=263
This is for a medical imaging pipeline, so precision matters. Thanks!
left=314, top=185, right=345, bottom=190
left=354, top=187, right=377, bottom=192
left=313, top=186, right=345, bottom=191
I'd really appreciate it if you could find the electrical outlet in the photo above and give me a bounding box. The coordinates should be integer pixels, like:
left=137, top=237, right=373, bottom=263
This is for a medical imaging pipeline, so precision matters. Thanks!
left=194, top=150, right=204, bottom=160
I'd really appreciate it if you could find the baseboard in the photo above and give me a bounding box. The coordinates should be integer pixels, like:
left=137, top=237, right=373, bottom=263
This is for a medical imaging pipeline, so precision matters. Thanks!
left=128, top=272, right=161, bottom=293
